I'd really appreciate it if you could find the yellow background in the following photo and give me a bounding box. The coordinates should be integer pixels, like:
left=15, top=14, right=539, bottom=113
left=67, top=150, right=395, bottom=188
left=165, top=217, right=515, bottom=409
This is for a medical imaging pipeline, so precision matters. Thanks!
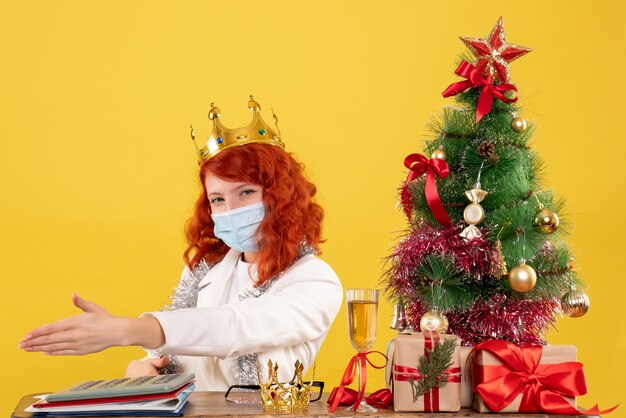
left=2, top=1, right=625, bottom=415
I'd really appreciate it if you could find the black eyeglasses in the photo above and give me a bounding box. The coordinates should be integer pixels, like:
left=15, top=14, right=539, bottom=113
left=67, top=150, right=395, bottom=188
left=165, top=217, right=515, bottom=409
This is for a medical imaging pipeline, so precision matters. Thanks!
left=224, top=381, right=325, bottom=404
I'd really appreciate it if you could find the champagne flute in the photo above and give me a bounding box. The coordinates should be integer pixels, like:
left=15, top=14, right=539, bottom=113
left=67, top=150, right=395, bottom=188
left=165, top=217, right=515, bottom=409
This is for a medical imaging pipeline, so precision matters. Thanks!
left=346, top=289, right=379, bottom=412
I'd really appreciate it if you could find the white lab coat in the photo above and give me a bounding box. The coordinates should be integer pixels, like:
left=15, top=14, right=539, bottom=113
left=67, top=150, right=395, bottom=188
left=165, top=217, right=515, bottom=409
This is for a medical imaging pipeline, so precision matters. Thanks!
left=148, top=249, right=343, bottom=390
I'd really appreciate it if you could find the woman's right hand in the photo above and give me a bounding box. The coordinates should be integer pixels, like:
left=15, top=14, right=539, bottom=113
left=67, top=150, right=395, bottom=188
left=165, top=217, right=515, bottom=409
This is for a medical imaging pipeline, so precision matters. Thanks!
left=125, top=356, right=170, bottom=377
left=18, top=293, right=166, bottom=356
left=18, top=293, right=120, bottom=355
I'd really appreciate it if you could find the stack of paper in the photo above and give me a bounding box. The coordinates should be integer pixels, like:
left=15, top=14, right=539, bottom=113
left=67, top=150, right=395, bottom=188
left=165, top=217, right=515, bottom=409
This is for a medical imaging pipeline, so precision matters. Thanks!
left=26, top=374, right=195, bottom=417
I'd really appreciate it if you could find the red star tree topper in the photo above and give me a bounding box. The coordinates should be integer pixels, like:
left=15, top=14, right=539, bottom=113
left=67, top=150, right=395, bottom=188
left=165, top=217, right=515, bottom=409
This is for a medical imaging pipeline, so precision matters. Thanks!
left=460, top=17, right=531, bottom=83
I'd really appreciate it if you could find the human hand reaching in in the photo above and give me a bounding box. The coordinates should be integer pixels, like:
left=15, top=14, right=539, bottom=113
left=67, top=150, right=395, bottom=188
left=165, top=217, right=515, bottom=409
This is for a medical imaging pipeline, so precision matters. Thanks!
left=19, top=293, right=165, bottom=355
left=18, top=293, right=121, bottom=355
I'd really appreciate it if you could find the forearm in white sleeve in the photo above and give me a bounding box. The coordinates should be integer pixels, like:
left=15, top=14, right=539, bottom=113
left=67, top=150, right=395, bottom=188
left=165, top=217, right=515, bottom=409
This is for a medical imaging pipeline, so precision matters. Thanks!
left=149, top=263, right=342, bottom=358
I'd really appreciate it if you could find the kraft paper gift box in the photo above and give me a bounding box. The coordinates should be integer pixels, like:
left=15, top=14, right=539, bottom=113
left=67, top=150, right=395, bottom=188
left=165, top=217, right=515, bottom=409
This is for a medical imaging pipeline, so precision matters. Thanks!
left=472, top=341, right=579, bottom=413
left=460, top=346, right=473, bottom=408
left=390, top=333, right=461, bottom=412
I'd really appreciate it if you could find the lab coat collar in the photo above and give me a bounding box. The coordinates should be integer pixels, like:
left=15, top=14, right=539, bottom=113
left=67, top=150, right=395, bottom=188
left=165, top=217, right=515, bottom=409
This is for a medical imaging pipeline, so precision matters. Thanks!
left=198, top=249, right=242, bottom=289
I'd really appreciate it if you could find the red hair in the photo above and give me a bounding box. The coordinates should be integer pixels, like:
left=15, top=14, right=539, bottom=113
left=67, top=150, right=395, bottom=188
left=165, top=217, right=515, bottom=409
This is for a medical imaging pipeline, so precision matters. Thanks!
left=183, top=143, right=324, bottom=285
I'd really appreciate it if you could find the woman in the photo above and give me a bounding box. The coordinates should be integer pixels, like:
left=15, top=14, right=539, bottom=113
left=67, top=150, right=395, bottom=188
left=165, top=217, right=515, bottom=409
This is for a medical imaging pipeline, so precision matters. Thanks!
left=18, top=97, right=343, bottom=390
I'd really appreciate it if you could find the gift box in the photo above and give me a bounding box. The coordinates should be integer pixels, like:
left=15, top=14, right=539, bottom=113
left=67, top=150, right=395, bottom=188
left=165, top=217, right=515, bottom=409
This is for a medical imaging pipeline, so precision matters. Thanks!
left=472, top=340, right=583, bottom=414
left=390, top=333, right=461, bottom=412
left=460, top=346, right=473, bottom=408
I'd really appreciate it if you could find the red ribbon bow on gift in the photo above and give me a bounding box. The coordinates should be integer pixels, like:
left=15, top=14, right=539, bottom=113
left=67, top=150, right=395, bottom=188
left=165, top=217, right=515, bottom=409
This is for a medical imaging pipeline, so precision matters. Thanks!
left=442, top=60, right=519, bottom=123
left=401, top=153, right=452, bottom=226
left=472, top=340, right=618, bottom=415
left=327, top=351, right=390, bottom=412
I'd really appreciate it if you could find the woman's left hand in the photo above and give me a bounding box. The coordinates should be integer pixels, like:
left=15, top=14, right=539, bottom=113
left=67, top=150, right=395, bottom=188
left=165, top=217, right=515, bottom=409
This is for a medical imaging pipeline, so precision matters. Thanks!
left=18, top=293, right=123, bottom=355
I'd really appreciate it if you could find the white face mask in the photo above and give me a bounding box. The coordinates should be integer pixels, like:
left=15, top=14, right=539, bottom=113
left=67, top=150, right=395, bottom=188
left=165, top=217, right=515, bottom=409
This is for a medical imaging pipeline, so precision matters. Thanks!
left=211, top=202, right=265, bottom=252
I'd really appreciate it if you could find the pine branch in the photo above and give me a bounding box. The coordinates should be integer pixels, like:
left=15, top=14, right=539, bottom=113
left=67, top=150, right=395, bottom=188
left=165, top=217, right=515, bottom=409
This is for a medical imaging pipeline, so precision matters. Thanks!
left=408, top=338, right=457, bottom=401
left=412, top=255, right=482, bottom=310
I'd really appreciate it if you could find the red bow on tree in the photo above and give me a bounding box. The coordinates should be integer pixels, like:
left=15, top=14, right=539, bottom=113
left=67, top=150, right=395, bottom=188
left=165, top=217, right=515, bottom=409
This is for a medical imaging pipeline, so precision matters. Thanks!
left=472, top=340, right=618, bottom=415
left=442, top=60, right=518, bottom=123
left=401, top=153, right=452, bottom=226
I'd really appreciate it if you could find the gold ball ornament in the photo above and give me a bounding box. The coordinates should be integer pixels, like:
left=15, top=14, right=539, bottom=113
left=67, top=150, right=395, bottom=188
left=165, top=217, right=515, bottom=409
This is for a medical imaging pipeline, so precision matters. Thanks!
left=511, top=117, right=527, bottom=132
left=508, top=262, right=537, bottom=292
left=561, top=289, right=590, bottom=318
left=431, top=148, right=446, bottom=160
left=419, top=311, right=449, bottom=334
left=535, top=208, right=560, bottom=234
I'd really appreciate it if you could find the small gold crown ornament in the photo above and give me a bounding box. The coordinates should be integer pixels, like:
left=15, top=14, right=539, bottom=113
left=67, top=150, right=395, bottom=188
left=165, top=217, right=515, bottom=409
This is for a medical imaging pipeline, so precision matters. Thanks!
left=190, top=95, right=285, bottom=165
left=257, top=359, right=314, bottom=413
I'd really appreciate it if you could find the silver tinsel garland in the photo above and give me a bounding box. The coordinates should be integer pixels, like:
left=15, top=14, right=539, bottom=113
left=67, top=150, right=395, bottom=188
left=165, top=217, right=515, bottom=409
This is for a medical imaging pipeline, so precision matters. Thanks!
left=159, top=259, right=213, bottom=375
left=233, top=278, right=275, bottom=385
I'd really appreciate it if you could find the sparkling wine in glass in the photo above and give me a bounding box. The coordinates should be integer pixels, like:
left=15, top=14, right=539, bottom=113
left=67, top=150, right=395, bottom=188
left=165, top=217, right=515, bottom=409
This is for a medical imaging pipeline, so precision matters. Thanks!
left=346, top=289, right=379, bottom=412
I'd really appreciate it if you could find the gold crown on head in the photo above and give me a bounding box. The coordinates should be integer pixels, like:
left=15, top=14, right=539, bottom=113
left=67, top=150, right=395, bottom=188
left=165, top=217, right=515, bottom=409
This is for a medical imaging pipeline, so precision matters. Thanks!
left=257, top=359, right=314, bottom=413
left=190, top=95, right=285, bottom=164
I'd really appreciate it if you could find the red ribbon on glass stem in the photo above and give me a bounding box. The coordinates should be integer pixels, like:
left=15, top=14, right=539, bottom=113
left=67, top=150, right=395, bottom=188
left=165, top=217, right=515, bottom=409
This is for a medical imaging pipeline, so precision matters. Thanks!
left=472, top=340, right=618, bottom=415
left=401, top=153, right=452, bottom=226
left=442, top=60, right=519, bottom=123
left=327, top=387, right=392, bottom=410
left=327, top=351, right=388, bottom=412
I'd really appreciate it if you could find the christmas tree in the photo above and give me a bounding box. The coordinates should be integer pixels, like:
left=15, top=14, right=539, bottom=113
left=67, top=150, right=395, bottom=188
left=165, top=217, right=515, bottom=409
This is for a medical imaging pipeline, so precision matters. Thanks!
left=385, top=17, right=590, bottom=346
